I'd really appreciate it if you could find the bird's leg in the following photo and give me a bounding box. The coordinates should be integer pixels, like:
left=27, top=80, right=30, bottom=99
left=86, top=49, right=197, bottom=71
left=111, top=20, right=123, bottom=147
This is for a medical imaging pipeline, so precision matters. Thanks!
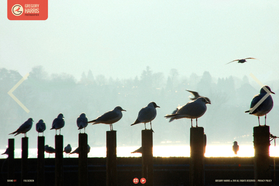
left=265, top=115, right=267, bottom=126
left=258, top=116, right=260, bottom=126
left=110, top=124, right=113, bottom=131
left=144, top=123, right=147, bottom=130
left=196, top=118, right=198, bottom=127
left=150, top=122, right=152, bottom=130
left=191, top=119, right=193, bottom=128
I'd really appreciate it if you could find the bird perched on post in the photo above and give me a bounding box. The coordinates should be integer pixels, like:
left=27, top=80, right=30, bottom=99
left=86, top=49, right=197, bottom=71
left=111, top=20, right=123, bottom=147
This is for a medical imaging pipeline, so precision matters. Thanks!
left=245, top=86, right=274, bottom=126
left=232, top=141, right=239, bottom=155
left=131, top=102, right=160, bottom=131
left=165, top=97, right=211, bottom=127
left=168, top=90, right=203, bottom=122
left=88, top=106, right=126, bottom=131
left=227, top=57, right=257, bottom=64
left=50, top=113, right=65, bottom=135
left=36, top=119, right=46, bottom=136
left=44, top=145, right=55, bottom=157
left=9, top=118, right=33, bottom=137
left=64, top=144, right=72, bottom=157
left=77, top=113, right=88, bottom=133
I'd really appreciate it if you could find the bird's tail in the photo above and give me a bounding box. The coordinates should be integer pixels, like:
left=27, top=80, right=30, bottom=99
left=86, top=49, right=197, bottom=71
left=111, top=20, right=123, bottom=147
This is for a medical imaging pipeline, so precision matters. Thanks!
left=169, top=118, right=175, bottom=122
left=78, top=126, right=83, bottom=130
left=131, top=119, right=141, bottom=126
left=88, top=119, right=96, bottom=124
left=165, top=114, right=176, bottom=118
left=245, top=110, right=250, bottom=113
left=9, top=131, right=17, bottom=135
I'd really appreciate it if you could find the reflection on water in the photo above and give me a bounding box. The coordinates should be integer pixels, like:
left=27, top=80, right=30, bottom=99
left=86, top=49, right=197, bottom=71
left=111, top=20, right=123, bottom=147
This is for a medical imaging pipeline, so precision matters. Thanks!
left=0, top=145, right=279, bottom=158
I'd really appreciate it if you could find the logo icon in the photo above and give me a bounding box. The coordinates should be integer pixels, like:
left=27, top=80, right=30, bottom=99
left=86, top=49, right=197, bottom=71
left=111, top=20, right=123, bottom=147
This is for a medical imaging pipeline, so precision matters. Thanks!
left=11, top=4, right=23, bottom=16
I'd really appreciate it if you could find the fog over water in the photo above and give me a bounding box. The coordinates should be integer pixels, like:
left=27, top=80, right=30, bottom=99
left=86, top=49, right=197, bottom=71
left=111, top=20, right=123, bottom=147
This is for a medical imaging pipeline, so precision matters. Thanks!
left=0, top=66, right=278, bottom=158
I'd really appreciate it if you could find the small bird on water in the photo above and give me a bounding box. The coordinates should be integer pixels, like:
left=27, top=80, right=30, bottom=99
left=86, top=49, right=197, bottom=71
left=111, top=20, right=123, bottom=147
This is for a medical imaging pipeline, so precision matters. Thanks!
left=232, top=141, right=239, bottom=155
left=64, top=144, right=72, bottom=157
left=245, top=86, right=274, bottom=126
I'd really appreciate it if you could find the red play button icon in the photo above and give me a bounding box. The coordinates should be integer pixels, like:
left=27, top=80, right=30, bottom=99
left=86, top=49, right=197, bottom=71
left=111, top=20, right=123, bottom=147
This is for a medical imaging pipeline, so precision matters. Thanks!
left=140, top=178, right=146, bottom=184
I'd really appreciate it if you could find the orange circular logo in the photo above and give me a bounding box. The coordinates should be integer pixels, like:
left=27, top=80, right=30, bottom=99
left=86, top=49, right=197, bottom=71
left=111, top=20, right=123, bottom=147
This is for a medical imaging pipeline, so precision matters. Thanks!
left=12, top=4, right=23, bottom=16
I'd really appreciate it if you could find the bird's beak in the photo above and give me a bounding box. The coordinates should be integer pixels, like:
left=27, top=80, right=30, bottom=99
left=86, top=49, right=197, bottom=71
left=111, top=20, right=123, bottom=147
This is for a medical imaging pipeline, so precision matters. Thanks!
left=122, top=109, right=126, bottom=112
left=271, top=91, right=275, bottom=94
left=156, top=105, right=160, bottom=108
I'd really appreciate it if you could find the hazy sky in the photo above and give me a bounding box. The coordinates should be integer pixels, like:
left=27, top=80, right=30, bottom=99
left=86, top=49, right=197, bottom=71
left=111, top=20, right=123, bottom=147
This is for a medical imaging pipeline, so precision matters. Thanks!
left=0, top=0, right=278, bottom=82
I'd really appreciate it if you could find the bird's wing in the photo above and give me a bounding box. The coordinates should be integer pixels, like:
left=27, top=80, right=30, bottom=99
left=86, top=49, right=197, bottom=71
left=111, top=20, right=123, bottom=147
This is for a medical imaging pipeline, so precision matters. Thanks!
left=16, top=121, right=32, bottom=133
left=138, top=107, right=156, bottom=122
left=249, top=94, right=262, bottom=111
left=226, top=59, right=238, bottom=64
left=245, top=57, right=256, bottom=60
left=187, top=90, right=200, bottom=99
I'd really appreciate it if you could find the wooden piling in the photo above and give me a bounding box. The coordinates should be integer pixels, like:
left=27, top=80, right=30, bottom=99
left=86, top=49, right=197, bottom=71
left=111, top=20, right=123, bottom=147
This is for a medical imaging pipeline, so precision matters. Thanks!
left=79, top=133, right=88, bottom=186
left=8, top=138, right=15, bottom=185
left=254, top=126, right=270, bottom=186
left=21, top=137, right=28, bottom=185
left=106, top=131, right=117, bottom=186
left=190, top=127, right=204, bottom=186
left=142, top=130, right=153, bottom=186
left=37, top=136, right=45, bottom=186
left=55, top=135, right=63, bottom=186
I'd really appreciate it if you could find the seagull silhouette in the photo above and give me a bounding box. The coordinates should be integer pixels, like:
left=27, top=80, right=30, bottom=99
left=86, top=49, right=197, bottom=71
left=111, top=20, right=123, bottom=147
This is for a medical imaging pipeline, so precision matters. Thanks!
left=165, top=97, right=211, bottom=127
left=64, top=144, right=72, bottom=157
left=44, top=145, right=55, bottom=157
left=77, top=113, right=88, bottom=133
left=232, top=141, right=239, bottom=155
left=245, top=86, right=274, bottom=126
left=36, top=119, right=46, bottom=136
left=10, top=118, right=33, bottom=137
left=227, top=57, right=257, bottom=64
left=88, top=106, right=126, bottom=131
left=131, top=102, right=160, bottom=130
left=50, top=113, right=65, bottom=135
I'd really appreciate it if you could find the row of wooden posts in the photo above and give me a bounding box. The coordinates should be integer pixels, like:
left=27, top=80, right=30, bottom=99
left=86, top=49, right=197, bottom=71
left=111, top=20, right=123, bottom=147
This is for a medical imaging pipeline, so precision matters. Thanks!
left=6, top=126, right=271, bottom=186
